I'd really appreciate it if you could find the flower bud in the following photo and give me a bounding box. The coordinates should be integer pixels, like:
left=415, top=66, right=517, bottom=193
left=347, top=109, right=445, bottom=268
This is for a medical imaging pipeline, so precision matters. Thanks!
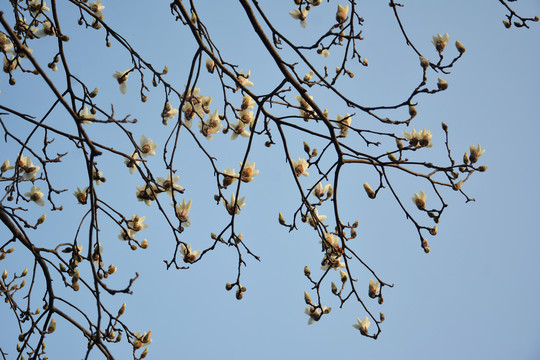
left=141, top=347, right=149, bottom=359
left=478, top=165, right=488, bottom=172
left=162, top=65, right=169, bottom=75
left=18, top=333, right=25, bottom=342
left=455, top=40, right=466, bottom=54
left=453, top=180, right=463, bottom=191
left=278, top=212, right=286, bottom=225
left=1, top=160, right=10, bottom=172
left=140, top=239, right=149, bottom=249
left=408, top=104, right=417, bottom=118
left=503, top=20, right=511, bottom=28
left=420, top=56, right=430, bottom=70
left=225, top=282, right=233, bottom=291
left=21, top=268, right=28, bottom=277
left=380, top=312, right=385, bottom=322
left=303, top=141, right=310, bottom=154
left=303, top=71, right=314, bottom=82
left=437, top=78, right=448, bottom=91
left=108, top=264, right=117, bottom=274
left=205, top=58, right=214, bottom=73
left=331, top=281, right=338, bottom=294
left=118, top=302, right=126, bottom=317
left=47, top=318, right=56, bottom=333
left=429, top=225, right=438, bottom=236
left=304, top=291, right=312, bottom=304
left=37, top=214, right=46, bottom=225
left=304, top=265, right=311, bottom=277
left=2, top=270, right=7, bottom=280
left=89, top=87, right=98, bottom=98
left=388, top=153, right=397, bottom=162
left=363, top=183, right=376, bottom=199
left=340, top=270, right=348, bottom=283
left=441, top=122, right=448, bottom=131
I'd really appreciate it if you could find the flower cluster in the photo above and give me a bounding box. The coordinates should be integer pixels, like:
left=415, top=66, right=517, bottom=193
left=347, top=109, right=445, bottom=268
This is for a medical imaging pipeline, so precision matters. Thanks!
left=402, top=128, right=433, bottom=148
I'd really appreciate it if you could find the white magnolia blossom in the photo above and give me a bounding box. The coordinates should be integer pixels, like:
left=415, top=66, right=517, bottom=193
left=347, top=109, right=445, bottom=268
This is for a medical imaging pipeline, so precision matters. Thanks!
left=306, top=208, right=327, bottom=228
left=402, top=128, right=432, bottom=148
left=18, top=155, right=40, bottom=180
left=289, top=8, right=309, bottom=28
left=198, top=109, right=222, bottom=140
left=124, top=153, right=140, bottom=174
left=223, top=193, right=246, bottom=215
left=79, top=107, right=95, bottom=124
left=336, top=4, right=349, bottom=23
left=128, top=215, right=148, bottom=232
left=222, top=167, right=238, bottom=188
left=291, top=158, right=309, bottom=177
left=239, top=160, right=259, bottom=183
left=88, top=0, right=105, bottom=17
left=73, top=187, right=88, bottom=205
left=118, top=228, right=135, bottom=241
left=180, top=243, right=200, bottom=263
left=161, top=103, right=179, bottom=125
left=241, top=94, right=256, bottom=110
left=230, top=121, right=250, bottom=140
left=352, top=317, right=371, bottom=335
left=24, top=185, right=45, bottom=206
left=368, top=279, right=380, bottom=298
left=0, top=33, right=13, bottom=53
left=156, top=174, right=184, bottom=197
left=431, top=33, right=450, bottom=53
left=173, top=199, right=192, bottom=226
left=313, top=182, right=331, bottom=198
left=34, top=20, right=55, bottom=38
left=411, top=190, right=427, bottom=210
left=237, top=70, right=254, bottom=87
left=469, top=144, right=485, bottom=163
left=112, top=69, right=129, bottom=94
left=139, top=135, right=158, bottom=158
left=337, top=113, right=352, bottom=137
left=28, top=0, right=50, bottom=17
left=136, top=185, right=157, bottom=206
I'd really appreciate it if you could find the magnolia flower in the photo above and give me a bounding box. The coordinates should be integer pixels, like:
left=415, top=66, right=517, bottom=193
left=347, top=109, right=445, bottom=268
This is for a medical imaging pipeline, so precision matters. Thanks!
left=1, top=160, right=14, bottom=172
left=321, top=254, right=346, bottom=271
left=303, top=70, right=315, bottom=82
left=237, top=70, right=254, bottom=87
left=238, top=109, right=254, bottom=125
left=139, top=135, right=158, bottom=158
left=128, top=215, right=148, bottom=232
left=222, top=167, right=238, bottom=188
left=337, top=113, right=352, bottom=137
left=133, top=331, right=152, bottom=346
left=455, top=40, right=466, bottom=54
left=230, top=121, right=250, bottom=140
left=182, top=101, right=204, bottom=126
left=92, top=168, right=105, bottom=185
left=173, top=199, right=192, bottom=226
left=320, top=49, right=330, bottom=58
left=118, top=228, right=135, bottom=241
left=180, top=243, right=200, bottom=263
left=469, top=144, right=485, bottom=164
left=292, top=158, right=309, bottom=177
left=305, top=306, right=323, bottom=325
left=34, top=20, right=55, bottom=38
left=73, top=187, right=89, bottom=205
left=18, top=155, right=40, bottom=180
left=136, top=185, right=157, bottom=206
left=124, top=153, right=140, bottom=174
left=79, top=107, right=95, bottom=124
left=89, top=0, right=105, bottom=15
left=24, top=185, right=45, bottom=206
left=306, top=208, right=327, bottom=228
left=241, top=94, right=256, bottom=110
left=295, top=94, right=314, bottom=120
left=240, top=160, right=259, bottom=183
left=313, top=182, right=331, bottom=198
left=28, top=0, right=50, bottom=17
left=402, top=128, right=432, bottom=148
left=3, top=55, right=19, bottom=73
left=112, top=69, right=129, bottom=94
left=368, top=279, right=380, bottom=298
left=431, top=33, right=450, bottom=53
left=198, top=110, right=222, bottom=140
left=0, top=33, right=13, bottom=53
left=223, top=193, right=246, bottom=215
left=289, top=8, right=309, bottom=28
left=412, top=190, right=427, bottom=210
left=419, top=56, right=430, bottom=69
left=156, top=174, right=184, bottom=197
left=336, top=4, right=349, bottom=24
left=352, top=317, right=371, bottom=335
left=321, top=232, right=340, bottom=250
left=161, top=103, right=179, bottom=125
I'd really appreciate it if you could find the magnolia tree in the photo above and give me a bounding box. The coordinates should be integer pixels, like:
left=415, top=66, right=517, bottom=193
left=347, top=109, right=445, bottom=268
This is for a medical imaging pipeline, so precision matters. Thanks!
left=0, top=0, right=537, bottom=359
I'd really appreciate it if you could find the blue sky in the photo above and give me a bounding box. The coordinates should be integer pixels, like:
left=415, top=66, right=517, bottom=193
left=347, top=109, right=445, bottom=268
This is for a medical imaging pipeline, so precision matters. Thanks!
left=0, top=1, right=539, bottom=359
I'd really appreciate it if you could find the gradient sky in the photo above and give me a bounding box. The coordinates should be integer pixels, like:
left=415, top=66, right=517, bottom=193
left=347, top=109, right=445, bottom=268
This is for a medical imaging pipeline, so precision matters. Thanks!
left=1, top=1, right=539, bottom=359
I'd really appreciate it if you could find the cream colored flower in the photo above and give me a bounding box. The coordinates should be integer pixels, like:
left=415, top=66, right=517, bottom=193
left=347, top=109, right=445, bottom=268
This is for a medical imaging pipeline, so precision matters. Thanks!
left=133, top=331, right=152, bottom=346
left=198, top=110, right=222, bottom=140
left=79, top=107, right=95, bottom=124
left=223, top=193, right=246, bottom=215
left=305, top=306, right=323, bottom=325
left=3, top=55, right=19, bottom=73
left=241, top=94, right=256, bottom=110
left=73, top=187, right=89, bottom=205
left=139, top=135, right=158, bottom=158
left=289, top=8, right=309, bottom=28
left=118, top=228, right=135, bottom=241
left=180, top=243, right=200, bottom=263
left=205, top=57, right=215, bottom=73
left=222, top=167, right=238, bottom=188
left=240, top=160, right=259, bottom=183
left=368, top=279, right=380, bottom=298
left=124, top=153, right=140, bottom=174
left=156, top=174, right=184, bottom=197
left=337, top=113, right=352, bottom=137
left=161, top=103, right=179, bottom=125
left=313, top=182, right=331, bottom=199
left=28, top=0, right=50, bottom=17
left=18, top=155, right=40, bottom=180
left=306, top=208, right=327, bottom=228
left=303, top=70, right=315, bottom=82
left=431, top=33, right=450, bottom=53
left=89, top=0, right=105, bottom=15
left=469, top=144, right=485, bottom=164
left=173, top=199, right=192, bottom=226
left=402, top=128, right=432, bottom=148
left=292, top=158, right=309, bottom=177
left=237, top=70, right=254, bottom=87
left=24, top=185, right=45, bottom=206
left=128, top=215, right=148, bottom=232
left=34, top=20, right=55, bottom=38
left=352, top=317, right=371, bottom=335
left=230, top=121, right=250, bottom=140
left=136, top=185, right=157, bottom=206
left=0, top=33, right=13, bottom=53
left=412, top=190, right=427, bottom=210
left=112, top=69, right=129, bottom=94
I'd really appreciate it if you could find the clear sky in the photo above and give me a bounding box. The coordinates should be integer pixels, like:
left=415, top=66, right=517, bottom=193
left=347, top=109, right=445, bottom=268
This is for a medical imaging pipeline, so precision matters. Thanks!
left=0, top=1, right=539, bottom=359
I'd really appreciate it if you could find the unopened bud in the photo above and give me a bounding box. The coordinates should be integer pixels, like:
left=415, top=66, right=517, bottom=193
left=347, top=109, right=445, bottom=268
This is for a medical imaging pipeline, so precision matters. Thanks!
left=304, top=291, right=312, bottom=304
left=396, top=138, right=403, bottom=150
left=140, top=239, right=149, bottom=249
left=478, top=165, right=488, bottom=172
left=363, top=183, right=375, bottom=199
left=205, top=58, right=214, bottom=73
left=47, top=318, right=56, bottom=333
left=453, top=180, right=463, bottom=191
left=118, top=303, right=126, bottom=317
left=2, top=270, right=7, bottom=280
left=304, top=265, right=311, bottom=277
left=108, top=264, right=117, bottom=274
left=408, top=104, right=417, bottom=118
left=278, top=212, right=286, bottom=225
left=378, top=295, right=384, bottom=304
left=303, top=141, right=310, bottom=154
left=21, top=268, right=28, bottom=277
left=37, top=214, right=46, bottom=225
left=225, top=282, right=233, bottom=291
left=437, top=78, right=448, bottom=91
left=503, top=20, right=511, bottom=28
left=140, top=347, right=149, bottom=359
left=89, top=87, right=98, bottom=98
left=420, top=56, right=430, bottom=70
left=380, top=312, right=385, bottom=322
left=331, top=281, right=338, bottom=294
left=388, top=153, right=397, bottom=162
left=442, top=122, right=448, bottom=131
left=429, top=225, right=438, bottom=236
left=340, top=270, right=348, bottom=283
left=455, top=40, right=466, bottom=54
left=162, top=65, right=168, bottom=75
